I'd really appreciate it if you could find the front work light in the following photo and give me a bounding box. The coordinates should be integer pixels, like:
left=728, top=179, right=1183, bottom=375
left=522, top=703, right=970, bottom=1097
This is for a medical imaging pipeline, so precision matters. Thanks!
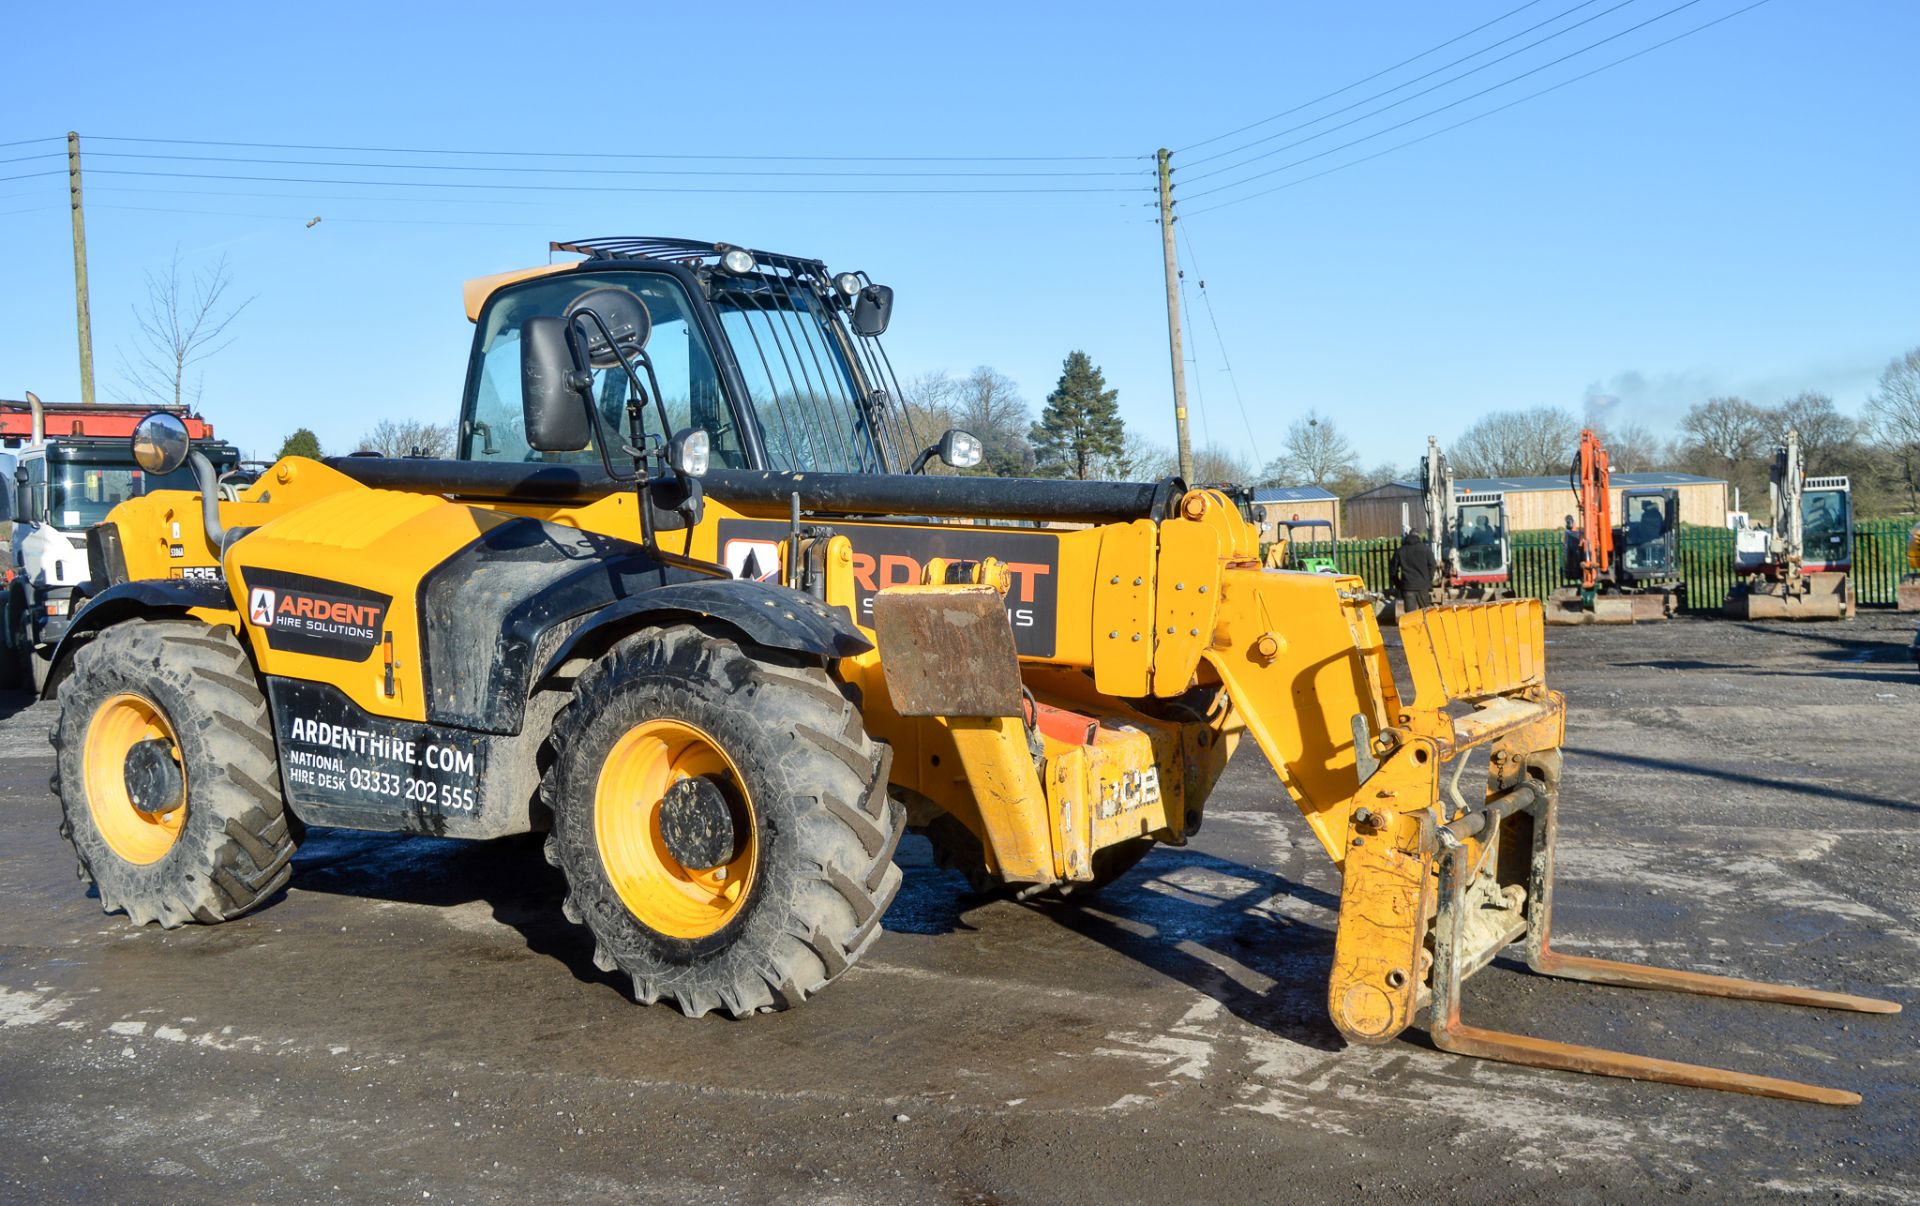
left=832, top=272, right=862, bottom=298
left=719, top=248, right=756, bottom=276
left=670, top=428, right=711, bottom=478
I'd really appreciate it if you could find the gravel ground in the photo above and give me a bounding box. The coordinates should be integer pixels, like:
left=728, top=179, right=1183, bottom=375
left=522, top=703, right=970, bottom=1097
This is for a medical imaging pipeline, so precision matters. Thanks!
left=0, top=611, right=1914, bottom=1203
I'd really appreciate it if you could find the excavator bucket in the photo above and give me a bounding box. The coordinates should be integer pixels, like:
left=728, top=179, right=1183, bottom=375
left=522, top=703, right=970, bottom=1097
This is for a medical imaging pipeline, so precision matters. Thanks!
left=1725, top=572, right=1855, bottom=621
left=1337, top=600, right=1898, bottom=1104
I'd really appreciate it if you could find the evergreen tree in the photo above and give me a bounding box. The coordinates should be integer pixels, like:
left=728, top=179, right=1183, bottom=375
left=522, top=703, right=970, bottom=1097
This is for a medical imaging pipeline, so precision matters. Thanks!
left=277, top=427, right=322, bottom=459
left=1029, top=351, right=1124, bottom=480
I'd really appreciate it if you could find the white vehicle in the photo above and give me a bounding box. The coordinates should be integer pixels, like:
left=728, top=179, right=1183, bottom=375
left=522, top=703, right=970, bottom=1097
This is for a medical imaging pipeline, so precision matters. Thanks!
left=5, top=424, right=237, bottom=690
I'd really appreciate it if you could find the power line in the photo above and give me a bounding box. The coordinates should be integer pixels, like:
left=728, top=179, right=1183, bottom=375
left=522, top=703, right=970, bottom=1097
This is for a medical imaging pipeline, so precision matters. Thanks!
left=86, top=168, right=1144, bottom=196
left=1185, top=0, right=1650, bottom=180
left=91, top=133, right=1146, bottom=163
left=85, top=150, right=1147, bottom=179
left=1182, top=0, right=1776, bottom=218
left=0, top=136, right=62, bottom=150
left=1, top=152, right=64, bottom=165
left=1178, top=226, right=1263, bottom=465
left=1183, top=0, right=1710, bottom=203
left=92, top=203, right=553, bottom=229
left=1179, top=0, right=1593, bottom=157
left=0, top=170, right=63, bottom=184
left=91, top=184, right=554, bottom=208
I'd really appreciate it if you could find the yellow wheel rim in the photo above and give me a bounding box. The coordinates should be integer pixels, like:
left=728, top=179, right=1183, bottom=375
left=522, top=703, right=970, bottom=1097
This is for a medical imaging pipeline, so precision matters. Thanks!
left=83, top=693, right=186, bottom=865
left=594, top=718, right=757, bottom=940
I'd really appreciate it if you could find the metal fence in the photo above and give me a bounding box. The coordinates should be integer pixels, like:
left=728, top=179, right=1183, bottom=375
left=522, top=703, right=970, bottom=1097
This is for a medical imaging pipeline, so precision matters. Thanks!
left=1282, top=518, right=1917, bottom=611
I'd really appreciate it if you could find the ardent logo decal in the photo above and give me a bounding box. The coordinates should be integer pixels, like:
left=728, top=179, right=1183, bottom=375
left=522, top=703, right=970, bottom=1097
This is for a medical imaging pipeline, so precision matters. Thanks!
left=244, top=568, right=392, bottom=663
left=715, top=519, right=1062, bottom=658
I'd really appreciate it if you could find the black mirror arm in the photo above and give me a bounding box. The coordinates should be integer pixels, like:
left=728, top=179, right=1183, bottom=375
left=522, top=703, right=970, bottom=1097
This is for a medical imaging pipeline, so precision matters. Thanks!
left=909, top=442, right=940, bottom=474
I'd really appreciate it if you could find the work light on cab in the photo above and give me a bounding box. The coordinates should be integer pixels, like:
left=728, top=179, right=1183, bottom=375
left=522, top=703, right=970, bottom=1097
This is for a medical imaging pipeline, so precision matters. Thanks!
left=832, top=272, right=862, bottom=298
left=719, top=248, right=756, bottom=276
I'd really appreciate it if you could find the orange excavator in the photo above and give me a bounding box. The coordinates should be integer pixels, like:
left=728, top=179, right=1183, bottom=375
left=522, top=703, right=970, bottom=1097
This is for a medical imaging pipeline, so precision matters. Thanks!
left=1546, top=428, right=1681, bottom=624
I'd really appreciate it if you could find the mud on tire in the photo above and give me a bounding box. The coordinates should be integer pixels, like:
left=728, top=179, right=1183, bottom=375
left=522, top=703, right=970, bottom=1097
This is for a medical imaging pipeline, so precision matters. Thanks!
left=51, top=620, right=296, bottom=927
left=541, top=625, right=903, bottom=1019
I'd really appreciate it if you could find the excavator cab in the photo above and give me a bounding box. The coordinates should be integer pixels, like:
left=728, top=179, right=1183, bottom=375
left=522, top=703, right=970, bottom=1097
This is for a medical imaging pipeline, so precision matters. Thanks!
left=1451, top=493, right=1509, bottom=583
left=1616, top=487, right=1678, bottom=584
left=1800, top=479, right=1852, bottom=573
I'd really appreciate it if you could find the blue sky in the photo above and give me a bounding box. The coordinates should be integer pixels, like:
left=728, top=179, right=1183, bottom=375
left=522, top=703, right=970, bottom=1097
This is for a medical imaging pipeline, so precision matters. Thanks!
left=3, top=0, right=1915, bottom=472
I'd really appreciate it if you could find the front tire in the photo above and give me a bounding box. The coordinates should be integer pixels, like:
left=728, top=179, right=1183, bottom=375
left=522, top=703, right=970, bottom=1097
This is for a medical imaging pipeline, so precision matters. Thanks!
left=541, top=626, right=902, bottom=1019
left=51, top=620, right=297, bottom=927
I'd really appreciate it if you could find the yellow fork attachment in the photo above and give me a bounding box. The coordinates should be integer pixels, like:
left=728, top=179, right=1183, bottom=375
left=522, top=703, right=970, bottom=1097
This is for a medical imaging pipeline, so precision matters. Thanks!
left=1368, top=601, right=1898, bottom=1106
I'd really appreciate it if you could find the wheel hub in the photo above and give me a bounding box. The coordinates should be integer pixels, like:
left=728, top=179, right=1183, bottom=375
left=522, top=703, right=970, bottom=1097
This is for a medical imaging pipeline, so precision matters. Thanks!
left=124, top=738, right=185, bottom=816
left=657, top=777, right=738, bottom=871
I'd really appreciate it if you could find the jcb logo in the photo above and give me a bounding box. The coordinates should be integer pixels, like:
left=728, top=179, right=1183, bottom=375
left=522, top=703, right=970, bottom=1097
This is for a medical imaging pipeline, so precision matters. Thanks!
left=249, top=587, right=276, bottom=627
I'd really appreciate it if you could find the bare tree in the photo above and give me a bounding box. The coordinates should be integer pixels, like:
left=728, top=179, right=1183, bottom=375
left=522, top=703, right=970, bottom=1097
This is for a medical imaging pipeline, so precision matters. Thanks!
left=1111, top=431, right=1174, bottom=480
left=116, top=247, right=254, bottom=408
left=357, top=419, right=455, bottom=458
left=1189, top=444, right=1254, bottom=486
left=1676, top=396, right=1769, bottom=482
left=1766, top=391, right=1857, bottom=473
left=1450, top=406, right=1581, bottom=477
left=1866, top=347, right=1920, bottom=511
left=1595, top=421, right=1668, bottom=473
left=1259, top=409, right=1358, bottom=487
left=953, top=366, right=1031, bottom=475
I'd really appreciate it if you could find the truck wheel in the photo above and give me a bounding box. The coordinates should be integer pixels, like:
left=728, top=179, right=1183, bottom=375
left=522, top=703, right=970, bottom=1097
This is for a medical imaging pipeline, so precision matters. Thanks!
left=50, top=620, right=296, bottom=928
left=540, top=626, right=902, bottom=1018
left=927, top=813, right=1155, bottom=900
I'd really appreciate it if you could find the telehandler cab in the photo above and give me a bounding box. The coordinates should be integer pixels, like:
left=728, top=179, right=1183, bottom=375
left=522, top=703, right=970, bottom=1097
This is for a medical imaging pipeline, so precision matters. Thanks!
left=45, top=237, right=1895, bottom=1104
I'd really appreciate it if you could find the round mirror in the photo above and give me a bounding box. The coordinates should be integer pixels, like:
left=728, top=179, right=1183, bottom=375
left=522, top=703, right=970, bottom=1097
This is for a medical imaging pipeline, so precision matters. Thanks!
left=564, top=287, right=652, bottom=371
left=131, top=411, right=191, bottom=476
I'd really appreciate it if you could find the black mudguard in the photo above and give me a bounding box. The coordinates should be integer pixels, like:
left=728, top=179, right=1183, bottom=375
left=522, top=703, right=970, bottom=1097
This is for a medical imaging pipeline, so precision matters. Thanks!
left=537, top=578, right=872, bottom=684
left=40, top=578, right=234, bottom=699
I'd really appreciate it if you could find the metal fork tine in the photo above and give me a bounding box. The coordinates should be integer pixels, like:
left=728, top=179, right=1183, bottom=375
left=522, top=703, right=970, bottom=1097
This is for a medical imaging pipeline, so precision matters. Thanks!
left=1531, top=949, right=1900, bottom=1015
left=1430, top=1018, right=1863, bottom=1106
left=1424, top=782, right=1892, bottom=1106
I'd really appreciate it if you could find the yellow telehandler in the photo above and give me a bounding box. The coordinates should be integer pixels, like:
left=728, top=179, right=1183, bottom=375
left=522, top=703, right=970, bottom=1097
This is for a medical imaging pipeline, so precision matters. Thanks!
left=45, top=237, right=1895, bottom=1105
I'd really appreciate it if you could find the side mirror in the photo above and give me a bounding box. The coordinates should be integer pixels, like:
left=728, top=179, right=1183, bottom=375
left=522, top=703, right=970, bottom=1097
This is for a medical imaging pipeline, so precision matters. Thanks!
left=564, top=286, right=652, bottom=369
left=852, top=284, right=893, bottom=337
left=911, top=428, right=983, bottom=474
left=131, top=412, right=191, bottom=476
left=519, top=315, right=594, bottom=453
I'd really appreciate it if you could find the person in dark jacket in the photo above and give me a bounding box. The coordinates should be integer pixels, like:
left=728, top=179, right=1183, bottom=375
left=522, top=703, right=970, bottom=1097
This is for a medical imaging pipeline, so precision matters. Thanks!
left=1391, top=532, right=1435, bottom=612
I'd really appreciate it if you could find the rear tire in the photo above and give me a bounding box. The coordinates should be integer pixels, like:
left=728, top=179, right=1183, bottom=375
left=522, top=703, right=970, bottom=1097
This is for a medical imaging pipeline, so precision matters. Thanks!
left=540, top=626, right=902, bottom=1018
left=51, top=620, right=296, bottom=928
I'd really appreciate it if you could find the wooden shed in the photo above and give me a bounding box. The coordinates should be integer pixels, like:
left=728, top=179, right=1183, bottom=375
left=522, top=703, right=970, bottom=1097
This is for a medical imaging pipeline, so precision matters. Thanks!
left=1344, top=481, right=1424, bottom=539
left=1250, top=486, right=1341, bottom=543
left=1344, top=473, right=1730, bottom=537
left=1458, top=472, right=1729, bottom=532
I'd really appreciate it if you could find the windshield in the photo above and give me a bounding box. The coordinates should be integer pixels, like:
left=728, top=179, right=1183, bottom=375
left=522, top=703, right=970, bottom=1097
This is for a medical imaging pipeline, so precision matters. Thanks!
left=1801, top=488, right=1850, bottom=564
left=708, top=276, right=895, bottom=474
left=46, top=447, right=235, bottom=529
left=463, top=271, right=747, bottom=469
left=1618, top=491, right=1676, bottom=577
left=1454, top=501, right=1506, bottom=574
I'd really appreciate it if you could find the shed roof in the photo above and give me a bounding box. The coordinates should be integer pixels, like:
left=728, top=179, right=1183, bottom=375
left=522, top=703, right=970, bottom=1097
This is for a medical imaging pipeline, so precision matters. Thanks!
left=1455, top=471, right=1725, bottom=493
left=1251, top=485, right=1339, bottom=503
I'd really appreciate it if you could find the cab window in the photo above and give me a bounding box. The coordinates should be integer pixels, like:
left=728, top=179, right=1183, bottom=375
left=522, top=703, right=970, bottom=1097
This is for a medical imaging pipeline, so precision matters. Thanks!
left=463, top=272, right=747, bottom=468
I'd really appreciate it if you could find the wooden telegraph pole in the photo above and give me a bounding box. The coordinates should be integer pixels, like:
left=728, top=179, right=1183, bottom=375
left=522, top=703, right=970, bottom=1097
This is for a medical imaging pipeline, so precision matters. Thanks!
left=68, top=131, right=95, bottom=405
left=1155, top=148, right=1193, bottom=483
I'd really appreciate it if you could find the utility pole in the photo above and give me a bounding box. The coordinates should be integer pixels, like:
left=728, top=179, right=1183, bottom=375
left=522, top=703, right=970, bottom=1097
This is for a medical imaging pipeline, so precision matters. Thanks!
left=67, top=131, right=95, bottom=405
left=1156, top=148, right=1193, bottom=483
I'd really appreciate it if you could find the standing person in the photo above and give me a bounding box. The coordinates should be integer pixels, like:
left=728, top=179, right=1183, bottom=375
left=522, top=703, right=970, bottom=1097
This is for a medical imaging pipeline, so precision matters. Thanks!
left=1561, top=515, right=1585, bottom=582
left=1392, top=532, right=1435, bottom=612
